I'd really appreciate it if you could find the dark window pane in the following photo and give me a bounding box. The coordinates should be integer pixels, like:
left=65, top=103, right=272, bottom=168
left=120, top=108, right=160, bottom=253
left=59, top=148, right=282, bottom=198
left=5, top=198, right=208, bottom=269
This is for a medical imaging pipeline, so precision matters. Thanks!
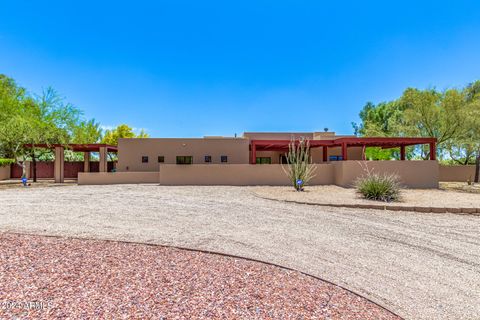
left=221, top=155, right=228, bottom=163
left=329, top=155, right=343, bottom=161
left=142, top=156, right=149, bottom=163
left=256, top=157, right=271, bottom=164
left=176, top=156, right=193, bottom=165
left=204, top=155, right=211, bottom=163
left=158, top=156, right=164, bottom=163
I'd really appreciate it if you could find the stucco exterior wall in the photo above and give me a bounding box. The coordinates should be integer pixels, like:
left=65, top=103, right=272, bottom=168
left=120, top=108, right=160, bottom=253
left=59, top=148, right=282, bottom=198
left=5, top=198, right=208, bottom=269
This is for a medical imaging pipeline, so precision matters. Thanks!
left=0, top=165, right=10, bottom=180
left=79, top=161, right=439, bottom=188
left=439, top=165, right=476, bottom=182
left=78, top=172, right=159, bottom=185
left=159, top=164, right=334, bottom=186
left=117, top=138, right=250, bottom=172
left=333, top=160, right=439, bottom=189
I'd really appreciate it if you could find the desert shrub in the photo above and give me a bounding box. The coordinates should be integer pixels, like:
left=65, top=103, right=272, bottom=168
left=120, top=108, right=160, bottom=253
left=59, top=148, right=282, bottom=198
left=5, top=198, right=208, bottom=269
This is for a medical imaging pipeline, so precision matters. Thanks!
left=0, top=159, right=14, bottom=167
left=355, top=172, right=401, bottom=202
left=282, top=137, right=316, bottom=191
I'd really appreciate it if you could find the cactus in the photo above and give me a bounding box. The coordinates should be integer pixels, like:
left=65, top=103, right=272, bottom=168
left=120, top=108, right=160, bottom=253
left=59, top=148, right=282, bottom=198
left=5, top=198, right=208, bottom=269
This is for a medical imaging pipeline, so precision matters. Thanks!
left=282, top=137, right=316, bottom=191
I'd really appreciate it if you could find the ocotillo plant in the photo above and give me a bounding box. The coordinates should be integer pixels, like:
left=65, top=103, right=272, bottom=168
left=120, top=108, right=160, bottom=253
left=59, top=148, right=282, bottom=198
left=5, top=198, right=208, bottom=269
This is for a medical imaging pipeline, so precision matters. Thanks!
left=282, top=137, right=316, bottom=191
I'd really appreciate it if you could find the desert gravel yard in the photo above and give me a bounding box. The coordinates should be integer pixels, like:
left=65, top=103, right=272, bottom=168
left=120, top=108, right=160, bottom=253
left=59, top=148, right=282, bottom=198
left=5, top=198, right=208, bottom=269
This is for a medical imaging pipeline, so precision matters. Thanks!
left=0, top=233, right=398, bottom=319
left=253, top=185, right=480, bottom=210
left=1, top=185, right=480, bottom=319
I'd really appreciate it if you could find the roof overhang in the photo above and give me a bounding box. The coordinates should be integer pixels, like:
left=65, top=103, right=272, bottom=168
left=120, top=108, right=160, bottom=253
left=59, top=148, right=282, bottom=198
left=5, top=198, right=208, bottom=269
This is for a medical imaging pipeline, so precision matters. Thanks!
left=25, top=144, right=118, bottom=153
left=251, top=137, right=436, bottom=151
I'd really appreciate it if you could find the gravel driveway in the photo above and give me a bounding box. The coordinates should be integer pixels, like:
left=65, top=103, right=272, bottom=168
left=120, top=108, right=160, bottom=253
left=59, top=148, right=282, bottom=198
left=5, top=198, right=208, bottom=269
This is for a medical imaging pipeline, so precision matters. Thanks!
left=1, top=185, right=479, bottom=319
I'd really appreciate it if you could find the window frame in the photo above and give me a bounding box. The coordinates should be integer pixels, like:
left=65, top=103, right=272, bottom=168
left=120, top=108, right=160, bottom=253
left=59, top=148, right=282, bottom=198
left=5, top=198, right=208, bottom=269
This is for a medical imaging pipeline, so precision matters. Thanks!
left=158, top=156, right=165, bottom=163
left=176, top=156, right=193, bottom=165
left=141, top=156, right=149, bottom=163
left=220, top=155, right=228, bottom=163
left=256, top=157, right=272, bottom=164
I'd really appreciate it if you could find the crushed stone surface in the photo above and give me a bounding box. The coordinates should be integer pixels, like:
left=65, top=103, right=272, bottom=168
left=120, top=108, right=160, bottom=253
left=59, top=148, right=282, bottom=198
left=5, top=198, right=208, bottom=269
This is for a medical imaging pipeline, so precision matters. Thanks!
left=253, top=185, right=480, bottom=208
left=0, top=233, right=398, bottom=319
left=1, top=184, right=479, bottom=319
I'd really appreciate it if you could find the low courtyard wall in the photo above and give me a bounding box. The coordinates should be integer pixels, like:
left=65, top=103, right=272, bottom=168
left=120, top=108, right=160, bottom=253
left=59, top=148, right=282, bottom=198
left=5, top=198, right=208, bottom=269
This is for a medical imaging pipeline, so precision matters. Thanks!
left=439, top=165, right=476, bottom=182
left=79, top=161, right=439, bottom=188
left=0, top=165, right=10, bottom=180
left=159, top=164, right=334, bottom=186
left=78, top=172, right=159, bottom=185
left=333, top=160, right=439, bottom=189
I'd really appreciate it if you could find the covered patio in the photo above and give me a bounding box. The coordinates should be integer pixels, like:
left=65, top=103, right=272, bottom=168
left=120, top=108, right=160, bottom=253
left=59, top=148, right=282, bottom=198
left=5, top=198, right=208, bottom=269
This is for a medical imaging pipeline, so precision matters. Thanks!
left=26, top=144, right=118, bottom=183
left=250, top=137, right=437, bottom=164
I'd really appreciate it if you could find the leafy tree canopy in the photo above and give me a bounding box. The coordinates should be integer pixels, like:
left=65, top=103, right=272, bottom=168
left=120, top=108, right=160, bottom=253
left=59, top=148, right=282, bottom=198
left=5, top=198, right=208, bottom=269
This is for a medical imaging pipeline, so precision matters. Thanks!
left=101, top=124, right=149, bottom=146
left=354, top=82, right=480, bottom=165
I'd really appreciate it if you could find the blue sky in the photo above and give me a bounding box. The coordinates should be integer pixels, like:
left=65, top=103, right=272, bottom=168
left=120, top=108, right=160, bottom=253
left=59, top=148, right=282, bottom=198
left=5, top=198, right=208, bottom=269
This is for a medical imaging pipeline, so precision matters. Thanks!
left=1, top=1, right=480, bottom=137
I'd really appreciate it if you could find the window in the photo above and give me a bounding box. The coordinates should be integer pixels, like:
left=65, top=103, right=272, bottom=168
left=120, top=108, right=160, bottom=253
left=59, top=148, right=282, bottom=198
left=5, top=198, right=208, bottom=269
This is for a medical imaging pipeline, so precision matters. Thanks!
left=158, top=156, right=165, bottom=163
left=204, top=155, right=212, bottom=163
left=142, top=156, right=149, bottom=163
left=329, top=155, right=343, bottom=161
left=256, top=157, right=271, bottom=164
left=176, top=156, right=193, bottom=165
left=220, top=155, right=228, bottom=163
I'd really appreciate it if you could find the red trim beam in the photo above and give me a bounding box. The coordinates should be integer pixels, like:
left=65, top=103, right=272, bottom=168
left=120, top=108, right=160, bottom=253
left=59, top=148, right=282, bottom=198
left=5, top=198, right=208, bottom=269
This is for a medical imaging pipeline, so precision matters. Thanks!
left=24, top=144, right=118, bottom=153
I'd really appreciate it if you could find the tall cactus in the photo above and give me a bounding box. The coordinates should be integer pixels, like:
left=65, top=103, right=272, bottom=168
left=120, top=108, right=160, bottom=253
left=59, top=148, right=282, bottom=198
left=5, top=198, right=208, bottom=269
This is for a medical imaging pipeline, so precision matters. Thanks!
left=282, top=137, right=316, bottom=191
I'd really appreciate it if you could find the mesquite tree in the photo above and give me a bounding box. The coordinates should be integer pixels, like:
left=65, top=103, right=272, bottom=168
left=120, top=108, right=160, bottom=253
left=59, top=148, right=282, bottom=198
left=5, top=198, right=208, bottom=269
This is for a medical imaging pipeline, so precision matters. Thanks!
left=282, top=137, right=316, bottom=191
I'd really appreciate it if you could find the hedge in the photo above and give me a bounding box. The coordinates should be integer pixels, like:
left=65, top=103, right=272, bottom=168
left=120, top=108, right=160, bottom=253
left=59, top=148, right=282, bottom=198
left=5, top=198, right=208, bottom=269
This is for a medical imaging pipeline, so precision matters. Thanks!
left=0, top=159, right=15, bottom=167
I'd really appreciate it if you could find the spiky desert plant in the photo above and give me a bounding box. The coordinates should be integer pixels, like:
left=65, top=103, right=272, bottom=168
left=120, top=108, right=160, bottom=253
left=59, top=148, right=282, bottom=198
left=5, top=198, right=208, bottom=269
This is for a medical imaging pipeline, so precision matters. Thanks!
left=282, top=137, right=316, bottom=191
left=355, top=164, right=401, bottom=202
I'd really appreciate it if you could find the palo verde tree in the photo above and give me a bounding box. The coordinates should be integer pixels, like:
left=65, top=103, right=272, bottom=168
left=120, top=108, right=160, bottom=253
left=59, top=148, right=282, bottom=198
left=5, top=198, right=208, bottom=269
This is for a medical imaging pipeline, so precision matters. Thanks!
left=0, top=75, right=86, bottom=181
left=101, top=124, right=149, bottom=146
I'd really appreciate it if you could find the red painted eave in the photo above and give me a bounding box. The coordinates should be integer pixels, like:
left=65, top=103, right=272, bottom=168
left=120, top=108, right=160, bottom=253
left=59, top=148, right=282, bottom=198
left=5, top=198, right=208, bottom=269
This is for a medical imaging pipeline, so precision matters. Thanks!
left=251, top=137, right=437, bottom=150
left=24, top=143, right=118, bottom=152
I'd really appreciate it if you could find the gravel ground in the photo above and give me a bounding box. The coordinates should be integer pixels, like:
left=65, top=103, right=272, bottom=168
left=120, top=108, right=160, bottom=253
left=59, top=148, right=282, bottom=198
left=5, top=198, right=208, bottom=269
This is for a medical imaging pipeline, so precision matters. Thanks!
left=0, top=233, right=398, bottom=320
left=253, top=185, right=480, bottom=208
left=1, top=185, right=480, bottom=319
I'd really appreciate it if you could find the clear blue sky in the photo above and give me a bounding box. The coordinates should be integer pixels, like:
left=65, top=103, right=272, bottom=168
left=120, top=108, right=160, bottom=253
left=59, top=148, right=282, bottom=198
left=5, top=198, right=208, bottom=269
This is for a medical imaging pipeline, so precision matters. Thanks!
left=1, top=1, right=479, bottom=137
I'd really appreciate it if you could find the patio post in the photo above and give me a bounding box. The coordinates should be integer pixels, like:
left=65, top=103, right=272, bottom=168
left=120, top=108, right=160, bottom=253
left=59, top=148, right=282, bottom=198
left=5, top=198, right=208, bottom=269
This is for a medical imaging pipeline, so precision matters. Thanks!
left=361, top=145, right=366, bottom=160
left=429, top=142, right=436, bottom=160
left=250, top=142, right=256, bottom=164
left=54, top=146, right=64, bottom=183
left=84, top=152, right=90, bottom=172
left=341, top=143, right=348, bottom=160
left=99, top=147, right=107, bottom=172
left=323, top=146, right=328, bottom=162
left=400, top=145, right=406, bottom=160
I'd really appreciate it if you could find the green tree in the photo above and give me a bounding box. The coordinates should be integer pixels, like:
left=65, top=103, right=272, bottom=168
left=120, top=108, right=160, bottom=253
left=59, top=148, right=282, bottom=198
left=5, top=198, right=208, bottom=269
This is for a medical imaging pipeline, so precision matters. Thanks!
left=27, top=87, right=82, bottom=181
left=71, top=119, right=102, bottom=144
left=354, top=86, right=466, bottom=160
left=0, top=75, right=87, bottom=181
left=461, top=81, right=480, bottom=182
left=101, top=124, right=149, bottom=145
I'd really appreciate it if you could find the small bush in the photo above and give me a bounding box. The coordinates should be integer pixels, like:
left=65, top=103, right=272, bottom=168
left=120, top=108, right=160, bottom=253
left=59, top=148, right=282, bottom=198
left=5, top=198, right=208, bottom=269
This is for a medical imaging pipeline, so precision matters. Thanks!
left=355, top=173, right=401, bottom=202
left=0, top=159, right=14, bottom=167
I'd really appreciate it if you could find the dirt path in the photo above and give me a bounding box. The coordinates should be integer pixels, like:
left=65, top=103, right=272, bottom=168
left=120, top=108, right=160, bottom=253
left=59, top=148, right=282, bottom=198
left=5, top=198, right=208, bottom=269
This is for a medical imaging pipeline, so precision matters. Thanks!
left=1, top=185, right=479, bottom=319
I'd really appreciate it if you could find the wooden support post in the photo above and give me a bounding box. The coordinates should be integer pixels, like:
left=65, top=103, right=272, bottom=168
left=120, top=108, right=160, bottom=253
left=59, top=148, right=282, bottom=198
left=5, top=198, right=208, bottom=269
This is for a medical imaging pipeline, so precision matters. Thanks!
left=99, top=147, right=107, bottom=172
left=84, top=152, right=90, bottom=172
left=251, top=142, right=256, bottom=164
left=400, top=145, right=406, bottom=161
left=323, top=146, right=328, bottom=162
left=429, top=142, right=436, bottom=160
left=341, top=143, right=348, bottom=161
left=54, top=146, right=64, bottom=183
